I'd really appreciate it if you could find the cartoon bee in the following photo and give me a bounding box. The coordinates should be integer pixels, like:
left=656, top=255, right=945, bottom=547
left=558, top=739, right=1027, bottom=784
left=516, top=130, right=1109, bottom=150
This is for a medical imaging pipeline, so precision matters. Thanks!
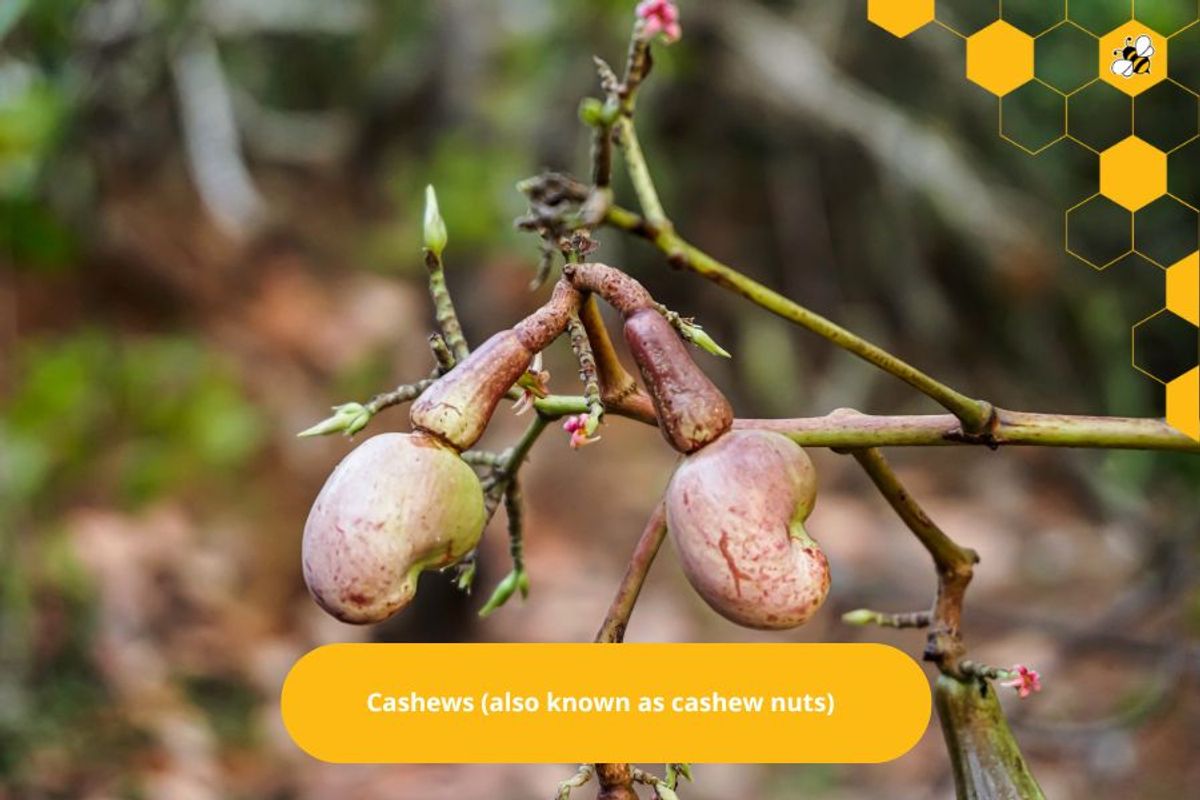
left=1111, top=34, right=1155, bottom=78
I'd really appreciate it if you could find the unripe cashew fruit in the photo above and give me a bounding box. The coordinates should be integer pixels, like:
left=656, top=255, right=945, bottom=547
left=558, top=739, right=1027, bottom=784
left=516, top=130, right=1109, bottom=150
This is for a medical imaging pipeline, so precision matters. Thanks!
left=665, top=429, right=830, bottom=629
left=624, top=308, right=733, bottom=453
left=302, top=432, right=485, bottom=624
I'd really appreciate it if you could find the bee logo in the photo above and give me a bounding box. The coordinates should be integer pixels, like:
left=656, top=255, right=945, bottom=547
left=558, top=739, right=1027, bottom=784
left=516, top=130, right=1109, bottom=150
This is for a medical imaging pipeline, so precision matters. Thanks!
left=1111, top=34, right=1155, bottom=78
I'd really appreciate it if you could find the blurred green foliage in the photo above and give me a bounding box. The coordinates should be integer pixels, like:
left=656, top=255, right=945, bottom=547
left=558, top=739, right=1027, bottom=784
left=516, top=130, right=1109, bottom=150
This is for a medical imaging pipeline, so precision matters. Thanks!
left=2, top=332, right=264, bottom=514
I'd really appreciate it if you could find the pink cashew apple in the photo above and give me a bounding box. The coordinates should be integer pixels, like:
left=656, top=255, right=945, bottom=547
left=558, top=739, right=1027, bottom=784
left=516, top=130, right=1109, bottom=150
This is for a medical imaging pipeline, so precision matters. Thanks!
left=665, top=429, right=830, bottom=629
left=302, top=432, right=485, bottom=624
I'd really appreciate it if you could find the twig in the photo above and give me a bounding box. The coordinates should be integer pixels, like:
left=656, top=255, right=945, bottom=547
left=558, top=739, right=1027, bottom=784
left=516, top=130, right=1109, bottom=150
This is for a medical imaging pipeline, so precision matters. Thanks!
left=613, top=117, right=669, bottom=230
left=850, top=447, right=978, bottom=674
left=555, top=764, right=595, bottom=800
left=842, top=608, right=932, bottom=629
left=424, top=247, right=470, bottom=362
left=428, top=333, right=456, bottom=373
left=364, top=378, right=437, bottom=416
left=596, top=501, right=668, bottom=645
left=481, top=414, right=551, bottom=520
left=566, top=310, right=604, bottom=433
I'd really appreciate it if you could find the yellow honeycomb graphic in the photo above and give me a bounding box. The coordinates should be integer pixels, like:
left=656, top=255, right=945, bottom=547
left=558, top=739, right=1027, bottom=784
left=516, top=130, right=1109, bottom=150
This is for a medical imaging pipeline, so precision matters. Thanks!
left=1167, top=252, right=1199, bottom=325
left=1100, top=21, right=1168, bottom=96
left=1167, top=368, right=1199, bottom=440
left=1100, top=136, right=1167, bottom=210
left=867, top=0, right=935, bottom=38
left=867, top=0, right=1200, bottom=439
left=966, top=21, right=1035, bottom=96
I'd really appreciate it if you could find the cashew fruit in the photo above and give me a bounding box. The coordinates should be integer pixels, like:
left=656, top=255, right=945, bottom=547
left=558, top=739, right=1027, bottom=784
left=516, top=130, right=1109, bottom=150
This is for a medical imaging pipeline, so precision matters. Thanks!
left=302, top=431, right=485, bottom=624
left=665, top=429, right=829, bottom=629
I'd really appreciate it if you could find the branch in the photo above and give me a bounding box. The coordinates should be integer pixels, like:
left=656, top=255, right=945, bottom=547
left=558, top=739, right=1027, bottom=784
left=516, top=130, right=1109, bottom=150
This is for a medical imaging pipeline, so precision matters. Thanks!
left=365, top=378, right=436, bottom=416
left=531, top=397, right=1199, bottom=453
left=595, top=500, right=668, bottom=645
left=604, top=203, right=994, bottom=432
left=423, top=241, right=470, bottom=362
left=850, top=447, right=977, bottom=674
left=594, top=763, right=638, bottom=800
left=738, top=408, right=1200, bottom=452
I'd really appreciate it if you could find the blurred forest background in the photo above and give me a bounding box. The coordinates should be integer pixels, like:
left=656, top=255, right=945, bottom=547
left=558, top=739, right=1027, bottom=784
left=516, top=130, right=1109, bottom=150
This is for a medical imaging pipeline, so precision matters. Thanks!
left=3, top=1, right=1200, bottom=798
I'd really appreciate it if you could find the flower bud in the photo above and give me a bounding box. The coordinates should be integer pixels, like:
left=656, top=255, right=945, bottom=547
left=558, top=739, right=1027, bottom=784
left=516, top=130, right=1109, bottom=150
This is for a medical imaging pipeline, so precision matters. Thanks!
left=423, top=184, right=448, bottom=258
left=298, top=402, right=372, bottom=438
left=841, top=609, right=879, bottom=626
left=410, top=331, right=533, bottom=451
left=624, top=308, right=733, bottom=453
left=578, top=97, right=606, bottom=127
left=675, top=319, right=731, bottom=358
left=665, top=430, right=829, bottom=629
left=302, top=432, right=485, bottom=624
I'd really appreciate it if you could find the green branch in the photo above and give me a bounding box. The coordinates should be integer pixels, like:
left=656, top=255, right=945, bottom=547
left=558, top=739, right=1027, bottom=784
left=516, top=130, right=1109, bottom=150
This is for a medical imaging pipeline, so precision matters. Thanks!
left=850, top=447, right=977, bottom=673
left=605, top=204, right=994, bottom=432
left=533, top=395, right=1199, bottom=452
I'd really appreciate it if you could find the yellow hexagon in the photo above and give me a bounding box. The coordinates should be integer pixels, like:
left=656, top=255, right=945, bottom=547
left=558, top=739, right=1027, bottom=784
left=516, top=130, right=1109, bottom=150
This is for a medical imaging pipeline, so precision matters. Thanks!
left=868, top=0, right=935, bottom=38
left=1166, top=367, right=1199, bottom=441
left=966, top=21, right=1035, bottom=96
left=1099, top=136, right=1167, bottom=211
left=1100, top=21, right=1167, bottom=96
left=1167, top=252, right=1199, bottom=325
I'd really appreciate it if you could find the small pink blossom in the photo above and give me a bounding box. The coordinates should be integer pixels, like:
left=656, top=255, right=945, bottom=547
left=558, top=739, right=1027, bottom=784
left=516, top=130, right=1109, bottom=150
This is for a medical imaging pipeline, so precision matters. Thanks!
left=563, top=414, right=600, bottom=449
left=1001, top=664, right=1042, bottom=699
left=636, top=0, right=682, bottom=44
left=513, top=354, right=550, bottom=416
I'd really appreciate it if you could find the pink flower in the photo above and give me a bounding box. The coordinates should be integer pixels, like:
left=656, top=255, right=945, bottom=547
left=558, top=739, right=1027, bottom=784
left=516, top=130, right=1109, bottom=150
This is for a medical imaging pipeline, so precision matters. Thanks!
left=563, top=414, right=600, bottom=449
left=636, top=0, right=682, bottom=44
left=513, top=354, right=550, bottom=416
left=1001, top=664, right=1042, bottom=699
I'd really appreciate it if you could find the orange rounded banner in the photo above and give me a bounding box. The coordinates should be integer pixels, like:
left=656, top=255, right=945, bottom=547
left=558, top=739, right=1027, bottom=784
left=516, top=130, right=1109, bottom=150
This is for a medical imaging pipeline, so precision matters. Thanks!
left=281, top=642, right=930, bottom=763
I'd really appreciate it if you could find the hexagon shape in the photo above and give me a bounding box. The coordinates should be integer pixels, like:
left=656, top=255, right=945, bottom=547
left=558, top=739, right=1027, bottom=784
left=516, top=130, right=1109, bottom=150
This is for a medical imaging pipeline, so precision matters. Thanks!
left=1133, top=308, right=1199, bottom=382
left=1070, top=0, right=1138, bottom=36
left=1135, top=195, right=1200, bottom=267
left=1036, top=22, right=1100, bottom=94
left=936, top=0, right=999, bottom=36
left=1100, top=136, right=1167, bottom=210
left=1100, top=21, right=1168, bottom=96
left=1171, top=19, right=1200, bottom=93
left=1067, top=194, right=1133, bottom=269
left=1002, top=0, right=1066, bottom=36
left=1168, top=137, right=1200, bottom=207
left=966, top=21, right=1035, bottom=96
left=1166, top=366, right=1199, bottom=440
left=868, top=0, right=935, bottom=38
left=1167, top=252, right=1199, bottom=324
left=1134, top=0, right=1199, bottom=37
left=1001, top=81, right=1066, bottom=154
left=1134, top=79, right=1200, bottom=151
left=1068, top=81, right=1133, bottom=151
